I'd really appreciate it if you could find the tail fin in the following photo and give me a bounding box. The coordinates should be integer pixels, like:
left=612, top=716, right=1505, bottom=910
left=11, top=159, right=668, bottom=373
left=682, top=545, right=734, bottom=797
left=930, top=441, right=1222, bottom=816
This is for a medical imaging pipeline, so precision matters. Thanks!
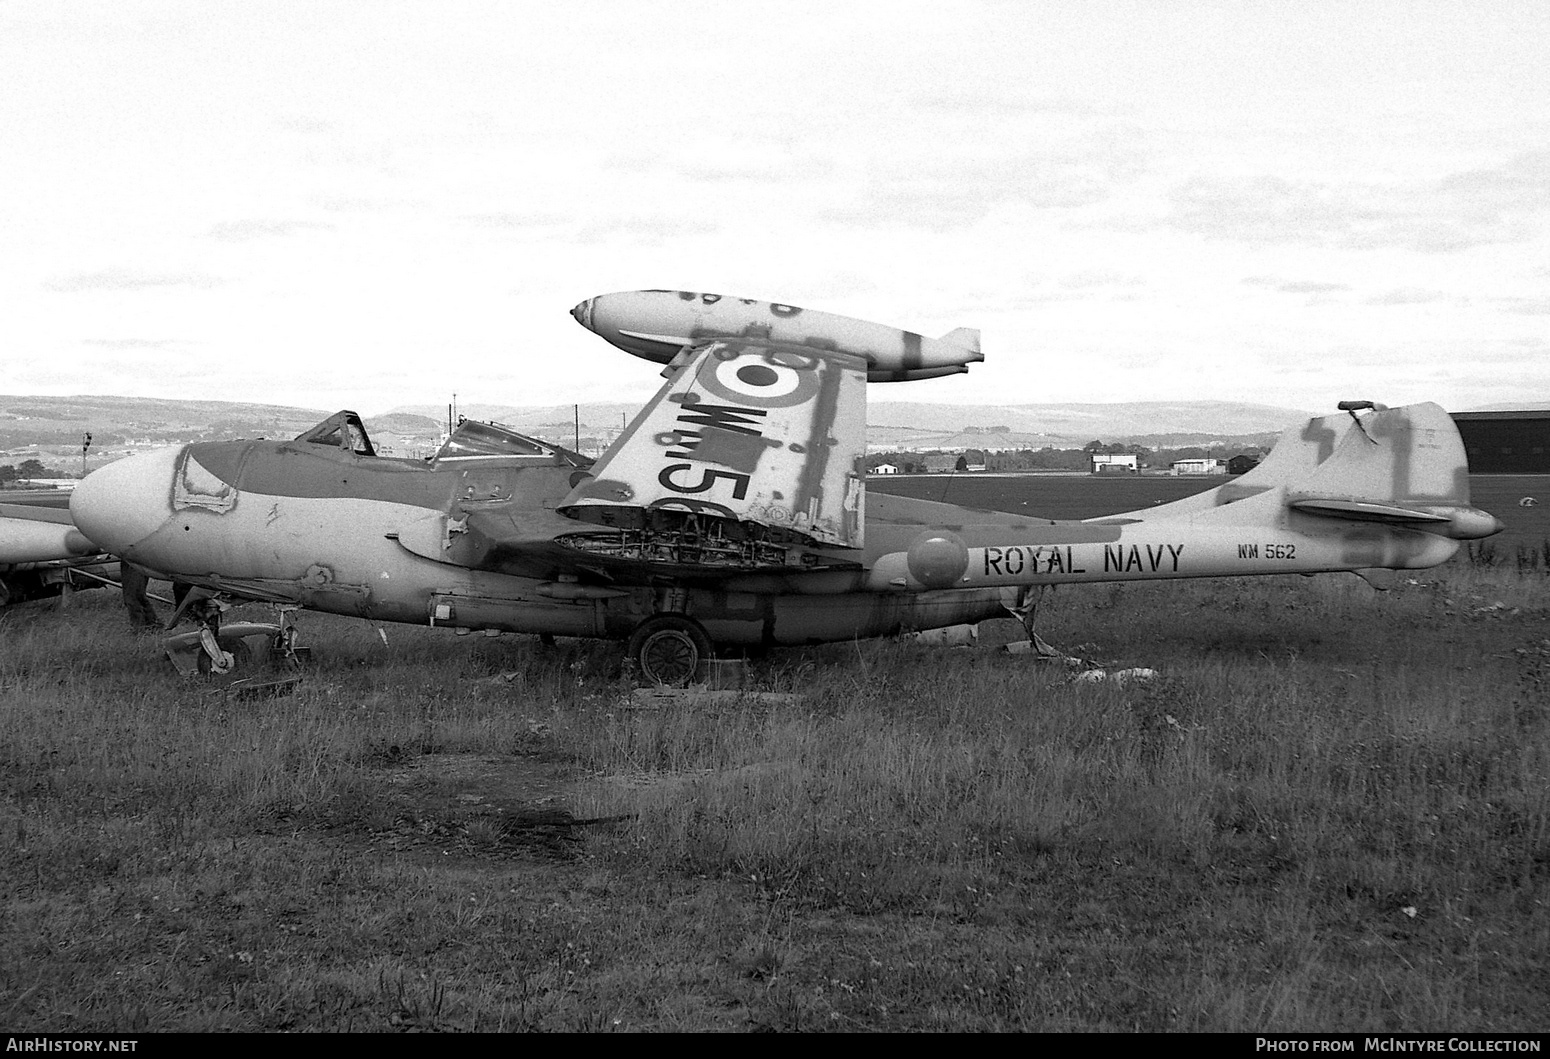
left=1277, top=404, right=1501, bottom=538
left=1250, top=401, right=1469, bottom=505
left=1115, top=402, right=1502, bottom=540
left=938, top=327, right=980, bottom=354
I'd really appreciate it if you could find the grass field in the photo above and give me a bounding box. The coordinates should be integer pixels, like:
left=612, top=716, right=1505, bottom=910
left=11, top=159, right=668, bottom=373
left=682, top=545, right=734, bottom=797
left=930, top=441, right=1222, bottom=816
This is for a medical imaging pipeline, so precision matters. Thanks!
left=2, top=540, right=1547, bottom=1032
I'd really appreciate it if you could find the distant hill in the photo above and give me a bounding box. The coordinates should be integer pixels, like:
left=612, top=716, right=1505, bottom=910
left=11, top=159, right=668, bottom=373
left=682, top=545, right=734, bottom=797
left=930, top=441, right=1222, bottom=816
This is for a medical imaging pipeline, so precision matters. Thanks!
left=364, top=412, right=443, bottom=436
left=392, top=398, right=1312, bottom=450
left=864, top=400, right=1312, bottom=439
left=0, top=394, right=331, bottom=453
left=392, top=403, right=638, bottom=438
left=0, top=394, right=330, bottom=430
left=867, top=426, right=1080, bottom=450
left=0, top=393, right=1315, bottom=457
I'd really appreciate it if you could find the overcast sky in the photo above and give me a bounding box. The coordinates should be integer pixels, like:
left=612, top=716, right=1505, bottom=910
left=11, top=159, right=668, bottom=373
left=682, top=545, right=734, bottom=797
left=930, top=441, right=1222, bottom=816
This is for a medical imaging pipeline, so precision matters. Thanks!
left=3, top=0, right=1547, bottom=417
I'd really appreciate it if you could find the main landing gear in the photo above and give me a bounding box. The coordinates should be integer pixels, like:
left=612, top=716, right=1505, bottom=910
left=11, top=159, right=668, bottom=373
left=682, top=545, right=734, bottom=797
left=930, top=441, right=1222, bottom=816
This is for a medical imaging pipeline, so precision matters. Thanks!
left=162, top=592, right=305, bottom=678
left=1002, top=584, right=1082, bottom=662
left=627, top=614, right=712, bottom=687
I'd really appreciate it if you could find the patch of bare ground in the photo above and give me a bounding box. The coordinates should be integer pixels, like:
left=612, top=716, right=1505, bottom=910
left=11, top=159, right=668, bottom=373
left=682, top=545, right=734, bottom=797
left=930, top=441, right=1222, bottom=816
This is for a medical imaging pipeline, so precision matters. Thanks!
left=330, top=749, right=799, bottom=864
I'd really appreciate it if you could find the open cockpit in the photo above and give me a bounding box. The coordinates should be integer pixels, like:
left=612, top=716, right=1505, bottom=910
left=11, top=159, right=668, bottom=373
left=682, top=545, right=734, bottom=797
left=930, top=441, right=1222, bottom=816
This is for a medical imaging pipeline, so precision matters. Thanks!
left=292, top=410, right=591, bottom=469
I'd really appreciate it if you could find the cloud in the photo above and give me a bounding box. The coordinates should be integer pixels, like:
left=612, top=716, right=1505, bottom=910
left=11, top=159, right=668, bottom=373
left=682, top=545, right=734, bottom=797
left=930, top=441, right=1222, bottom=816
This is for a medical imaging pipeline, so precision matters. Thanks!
left=808, top=118, right=1152, bottom=233
left=82, top=338, right=192, bottom=349
left=458, top=211, right=571, bottom=230
left=275, top=115, right=339, bottom=135
left=206, top=219, right=334, bottom=241
left=1166, top=152, right=1550, bottom=253
left=909, top=89, right=1117, bottom=121
left=1497, top=297, right=1550, bottom=316
left=1243, top=276, right=1350, bottom=294
left=599, top=144, right=837, bottom=186
left=44, top=269, right=225, bottom=292
left=572, top=216, right=719, bottom=244
left=1365, top=288, right=1452, bottom=306
left=1058, top=270, right=1146, bottom=290
left=823, top=153, right=1121, bottom=232
left=317, top=195, right=417, bottom=213
left=1171, top=176, right=1368, bottom=246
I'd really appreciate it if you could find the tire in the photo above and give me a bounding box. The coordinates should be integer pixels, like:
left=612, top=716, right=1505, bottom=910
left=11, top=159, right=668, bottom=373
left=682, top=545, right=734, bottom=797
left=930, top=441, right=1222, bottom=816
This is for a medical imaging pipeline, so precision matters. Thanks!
left=196, top=637, right=253, bottom=677
left=628, top=615, right=711, bottom=687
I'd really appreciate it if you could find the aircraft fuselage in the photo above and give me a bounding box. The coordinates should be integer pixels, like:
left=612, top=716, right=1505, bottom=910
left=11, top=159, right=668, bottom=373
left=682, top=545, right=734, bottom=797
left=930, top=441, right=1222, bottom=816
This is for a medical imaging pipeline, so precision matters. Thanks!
left=69, top=436, right=1013, bottom=646
left=70, top=421, right=1472, bottom=650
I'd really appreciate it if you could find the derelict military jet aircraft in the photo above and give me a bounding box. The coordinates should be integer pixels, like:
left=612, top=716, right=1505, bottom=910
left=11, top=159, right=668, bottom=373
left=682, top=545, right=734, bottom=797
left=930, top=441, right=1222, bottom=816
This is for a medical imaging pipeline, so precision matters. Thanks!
left=69, top=289, right=1503, bottom=684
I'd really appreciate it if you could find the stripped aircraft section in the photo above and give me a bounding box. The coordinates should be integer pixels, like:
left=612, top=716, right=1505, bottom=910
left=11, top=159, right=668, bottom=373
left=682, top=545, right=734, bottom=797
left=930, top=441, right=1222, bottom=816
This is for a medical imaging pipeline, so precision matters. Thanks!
left=69, top=292, right=1503, bottom=684
left=559, top=336, right=867, bottom=579
left=0, top=500, right=117, bottom=607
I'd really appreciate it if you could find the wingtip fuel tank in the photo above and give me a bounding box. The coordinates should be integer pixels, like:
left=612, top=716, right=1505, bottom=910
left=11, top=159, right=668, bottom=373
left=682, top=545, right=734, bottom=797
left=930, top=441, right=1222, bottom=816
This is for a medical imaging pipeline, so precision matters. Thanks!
left=571, top=289, right=982, bottom=383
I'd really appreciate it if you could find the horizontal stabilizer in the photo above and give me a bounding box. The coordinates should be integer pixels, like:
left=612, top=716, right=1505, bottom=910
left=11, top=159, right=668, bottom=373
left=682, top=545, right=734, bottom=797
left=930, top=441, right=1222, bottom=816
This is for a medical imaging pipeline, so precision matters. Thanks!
left=1290, top=499, right=1450, bottom=524
left=1097, top=402, right=1503, bottom=545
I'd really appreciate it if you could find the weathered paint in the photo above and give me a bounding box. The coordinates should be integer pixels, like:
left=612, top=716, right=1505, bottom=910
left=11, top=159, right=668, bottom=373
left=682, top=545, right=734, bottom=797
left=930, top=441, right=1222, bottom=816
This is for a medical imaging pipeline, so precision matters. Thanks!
left=572, top=289, right=982, bottom=383
left=863, top=486, right=1461, bottom=593
left=560, top=339, right=868, bottom=548
left=0, top=505, right=100, bottom=565
left=67, top=305, right=1501, bottom=657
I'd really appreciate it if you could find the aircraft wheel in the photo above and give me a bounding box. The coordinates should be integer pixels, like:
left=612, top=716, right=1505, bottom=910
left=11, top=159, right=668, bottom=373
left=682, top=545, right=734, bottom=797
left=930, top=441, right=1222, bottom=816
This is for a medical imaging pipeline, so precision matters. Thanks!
left=197, top=638, right=253, bottom=677
left=629, top=615, right=711, bottom=687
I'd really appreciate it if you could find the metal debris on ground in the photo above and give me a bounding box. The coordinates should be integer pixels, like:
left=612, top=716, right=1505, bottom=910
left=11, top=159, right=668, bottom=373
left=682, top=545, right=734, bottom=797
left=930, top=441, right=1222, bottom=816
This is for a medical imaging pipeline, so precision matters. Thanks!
left=1001, top=638, right=1088, bottom=667
left=479, top=670, right=523, bottom=685
left=910, top=624, right=979, bottom=647
left=1069, top=667, right=1159, bottom=687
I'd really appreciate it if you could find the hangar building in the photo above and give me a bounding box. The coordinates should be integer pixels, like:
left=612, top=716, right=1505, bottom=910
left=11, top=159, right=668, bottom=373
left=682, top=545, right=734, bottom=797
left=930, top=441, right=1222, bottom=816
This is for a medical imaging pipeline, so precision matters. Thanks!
left=1451, top=411, right=1550, bottom=474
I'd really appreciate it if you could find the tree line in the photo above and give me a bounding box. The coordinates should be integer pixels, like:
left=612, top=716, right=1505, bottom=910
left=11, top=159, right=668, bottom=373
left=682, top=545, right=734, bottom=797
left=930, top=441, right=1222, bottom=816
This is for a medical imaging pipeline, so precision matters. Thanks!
left=0, top=459, right=67, bottom=484
left=869, top=440, right=1264, bottom=474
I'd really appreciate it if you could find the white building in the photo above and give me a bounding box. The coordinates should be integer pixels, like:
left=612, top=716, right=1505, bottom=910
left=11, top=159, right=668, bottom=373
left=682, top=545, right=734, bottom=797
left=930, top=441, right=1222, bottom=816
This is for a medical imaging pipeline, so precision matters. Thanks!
left=1171, top=458, right=1226, bottom=475
left=872, top=463, right=900, bottom=475
left=1091, top=453, right=1138, bottom=474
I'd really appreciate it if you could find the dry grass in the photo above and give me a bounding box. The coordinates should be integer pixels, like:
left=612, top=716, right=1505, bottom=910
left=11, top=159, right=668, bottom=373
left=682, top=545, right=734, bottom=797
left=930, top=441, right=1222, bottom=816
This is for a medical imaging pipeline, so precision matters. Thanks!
left=2, top=563, right=1547, bottom=1031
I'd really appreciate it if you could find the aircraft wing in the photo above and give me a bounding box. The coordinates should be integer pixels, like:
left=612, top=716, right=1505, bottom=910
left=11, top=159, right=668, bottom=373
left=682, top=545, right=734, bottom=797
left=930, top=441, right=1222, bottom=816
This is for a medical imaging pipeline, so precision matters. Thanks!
left=559, top=337, right=868, bottom=550
left=0, top=502, right=104, bottom=566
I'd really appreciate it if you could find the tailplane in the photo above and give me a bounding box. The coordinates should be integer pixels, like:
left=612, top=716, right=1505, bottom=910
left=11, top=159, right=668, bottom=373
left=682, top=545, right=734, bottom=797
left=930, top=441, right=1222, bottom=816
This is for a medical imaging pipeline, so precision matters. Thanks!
left=1114, top=402, right=1503, bottom=540
left=1268, top=402, right=1500, bottom=540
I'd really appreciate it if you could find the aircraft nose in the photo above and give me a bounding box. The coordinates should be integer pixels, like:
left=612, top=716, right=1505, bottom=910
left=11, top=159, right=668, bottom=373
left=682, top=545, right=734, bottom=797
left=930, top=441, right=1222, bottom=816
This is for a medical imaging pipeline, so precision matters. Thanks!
left=570, top=298, right=593, bottom=328
left=70, top=446, right=183, bottom=557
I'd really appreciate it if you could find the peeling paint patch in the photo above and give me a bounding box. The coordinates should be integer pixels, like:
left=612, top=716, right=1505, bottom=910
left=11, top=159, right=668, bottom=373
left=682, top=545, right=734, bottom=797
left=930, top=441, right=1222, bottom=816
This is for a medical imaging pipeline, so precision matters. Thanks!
left=173, top=453, right=238, bottom=513
left=571, top=478, right=635, bottom=502
left=687, top=425, right=777, bottom=472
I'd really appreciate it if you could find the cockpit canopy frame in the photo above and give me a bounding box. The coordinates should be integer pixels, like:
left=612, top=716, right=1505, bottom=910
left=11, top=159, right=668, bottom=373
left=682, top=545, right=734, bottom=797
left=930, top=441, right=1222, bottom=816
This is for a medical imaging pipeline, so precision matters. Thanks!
left=293, top=410, right=375, bottom=456
left=292, top=410, right=591, bottom=469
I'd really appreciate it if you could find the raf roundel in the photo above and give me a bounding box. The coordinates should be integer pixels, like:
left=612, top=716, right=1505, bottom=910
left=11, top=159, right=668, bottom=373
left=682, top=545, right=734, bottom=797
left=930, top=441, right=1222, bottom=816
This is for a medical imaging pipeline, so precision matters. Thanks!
left=737, top=364, right=779, bottom=388
left=695, top=345, right=820, bottom=409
